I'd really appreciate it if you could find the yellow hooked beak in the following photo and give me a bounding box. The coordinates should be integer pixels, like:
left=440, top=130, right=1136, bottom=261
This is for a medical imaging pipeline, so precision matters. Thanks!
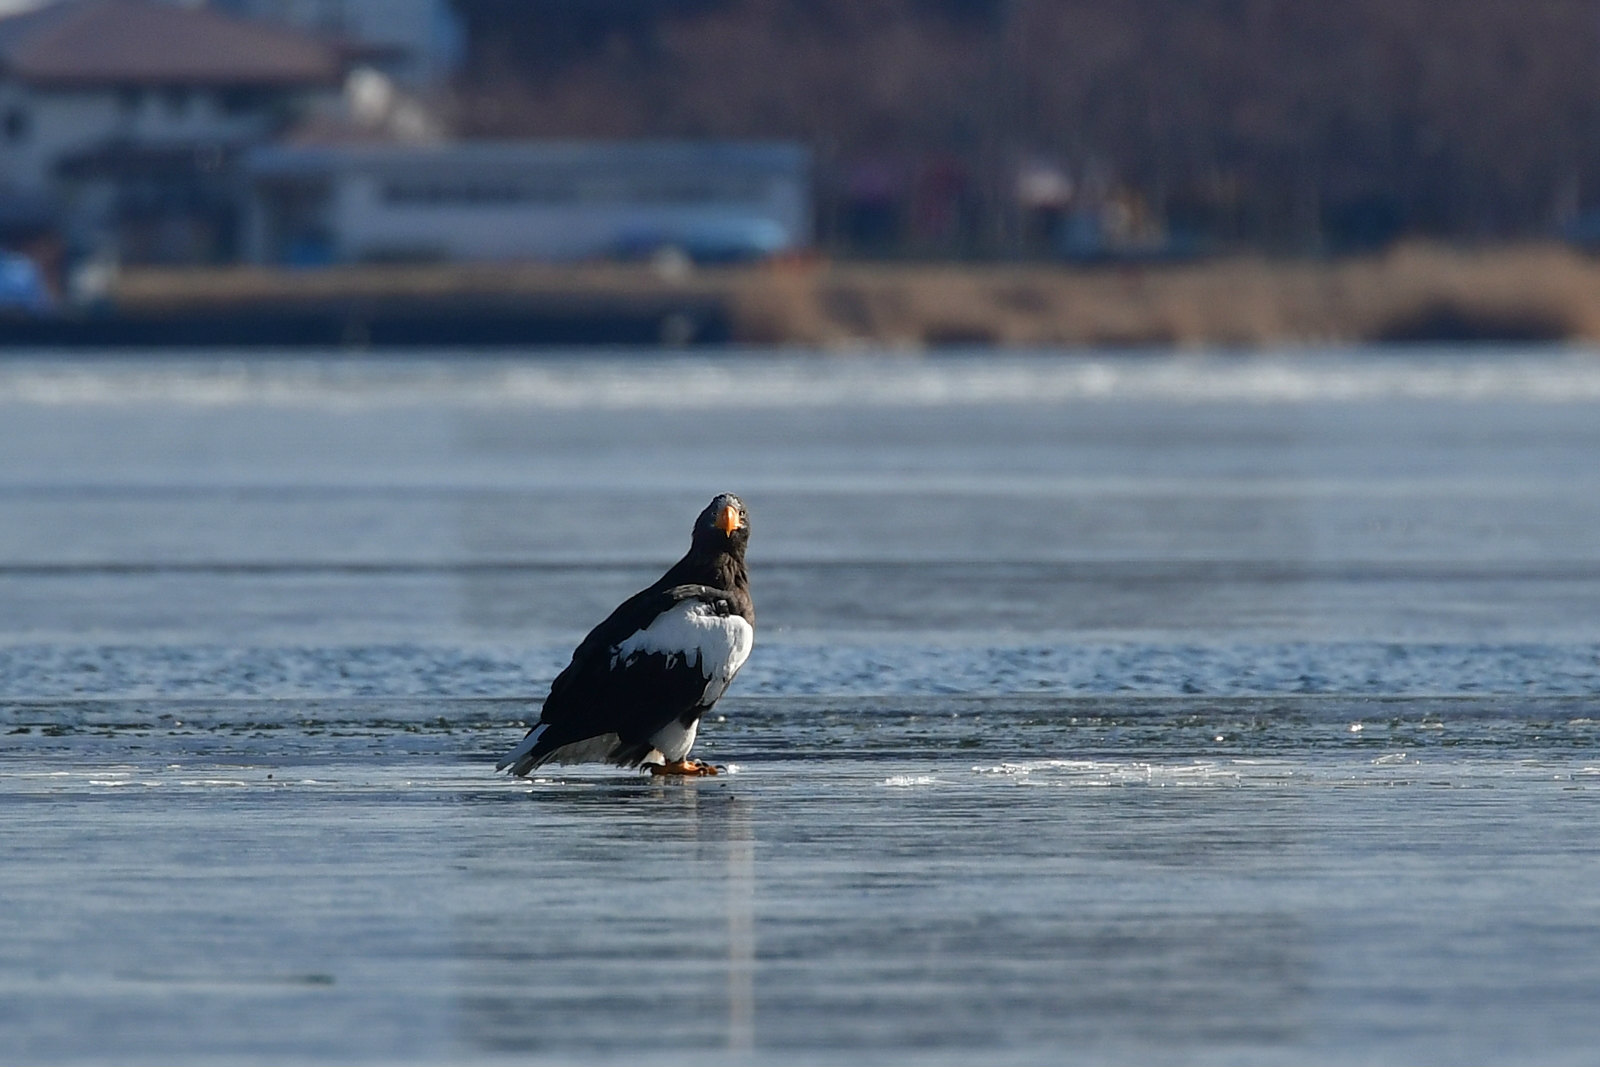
left=715, top=504, right=742, bottom=534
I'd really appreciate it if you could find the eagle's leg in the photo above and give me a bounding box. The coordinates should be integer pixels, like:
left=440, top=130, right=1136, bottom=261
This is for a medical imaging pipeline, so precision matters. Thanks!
left=649, top=759, right=720, bottom=777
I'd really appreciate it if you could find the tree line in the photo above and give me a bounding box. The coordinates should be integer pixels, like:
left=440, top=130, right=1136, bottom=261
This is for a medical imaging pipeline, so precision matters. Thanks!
left=448, top=0, right=1600, bottom=254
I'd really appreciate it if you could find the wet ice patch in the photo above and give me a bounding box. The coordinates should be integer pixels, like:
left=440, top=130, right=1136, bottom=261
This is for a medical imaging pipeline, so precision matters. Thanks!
left=972, top=763, right=1035, bottom=776
left=969, top=758, right=1260, bottom=789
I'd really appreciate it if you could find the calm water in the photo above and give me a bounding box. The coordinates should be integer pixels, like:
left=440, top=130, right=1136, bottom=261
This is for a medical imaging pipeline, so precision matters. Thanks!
left=2, top=349, right=1600, bottom=1064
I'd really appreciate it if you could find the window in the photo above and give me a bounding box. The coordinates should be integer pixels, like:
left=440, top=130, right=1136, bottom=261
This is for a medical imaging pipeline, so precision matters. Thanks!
left=3, top=108, right=29, bottom=142
left=219, top=88, right=259, bottom=116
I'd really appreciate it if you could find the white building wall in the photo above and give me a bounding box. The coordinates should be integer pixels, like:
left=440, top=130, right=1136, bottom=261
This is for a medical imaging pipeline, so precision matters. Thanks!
left=248, top=143, right=812, bottom=264
left=0, top=90, right=120, bottom=193
left=117, top=88, right=277, bottom=144
left=0, top=84, right=280, bottom=194
left=331, top=183, right=807, bottom=263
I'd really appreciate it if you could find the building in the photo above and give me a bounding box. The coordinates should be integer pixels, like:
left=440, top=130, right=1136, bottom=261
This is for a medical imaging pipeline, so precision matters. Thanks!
left=243, top=140, right=812, bottom=266
left=0, top=0, right=341, bottom=264
left=0, top=1, right=811, bottom=274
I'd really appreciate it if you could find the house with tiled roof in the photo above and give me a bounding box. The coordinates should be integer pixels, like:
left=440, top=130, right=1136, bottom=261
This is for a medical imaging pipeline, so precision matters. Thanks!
left=0, top=0, right=342, bottom=264
left=0, top=0, right=809, bottom=278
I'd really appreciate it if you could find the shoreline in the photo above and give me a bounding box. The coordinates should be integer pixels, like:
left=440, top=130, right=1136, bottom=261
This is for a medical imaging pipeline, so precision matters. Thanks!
left=13, top=241, right=1600, bottom=349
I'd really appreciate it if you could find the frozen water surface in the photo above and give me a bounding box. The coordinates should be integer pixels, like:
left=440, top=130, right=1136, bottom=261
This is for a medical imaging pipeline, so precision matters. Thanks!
left=2, top=349, right=1600, bottom=1064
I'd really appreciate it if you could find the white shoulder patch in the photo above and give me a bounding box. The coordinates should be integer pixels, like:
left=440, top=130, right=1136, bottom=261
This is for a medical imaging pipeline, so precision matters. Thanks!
left=612, top=599, right=753, bottom=700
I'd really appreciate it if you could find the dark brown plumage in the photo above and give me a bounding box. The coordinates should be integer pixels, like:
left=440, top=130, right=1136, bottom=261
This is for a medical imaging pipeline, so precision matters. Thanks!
left=496, top=494, right=753, bottom=777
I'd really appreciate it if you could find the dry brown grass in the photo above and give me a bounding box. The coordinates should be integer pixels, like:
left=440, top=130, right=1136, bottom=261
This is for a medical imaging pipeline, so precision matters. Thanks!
left=115, top=242, right=1600, bottom=348
left=726, top=243, right=1600, bottom=348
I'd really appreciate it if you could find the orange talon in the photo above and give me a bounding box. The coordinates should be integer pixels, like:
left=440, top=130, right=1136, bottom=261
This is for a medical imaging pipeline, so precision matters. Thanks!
left=649, top=759, right=720, bottom=777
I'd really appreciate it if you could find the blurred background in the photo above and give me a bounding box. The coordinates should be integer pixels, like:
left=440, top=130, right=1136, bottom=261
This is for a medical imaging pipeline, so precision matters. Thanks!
left=4, top=0, right=1600, bottom=346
